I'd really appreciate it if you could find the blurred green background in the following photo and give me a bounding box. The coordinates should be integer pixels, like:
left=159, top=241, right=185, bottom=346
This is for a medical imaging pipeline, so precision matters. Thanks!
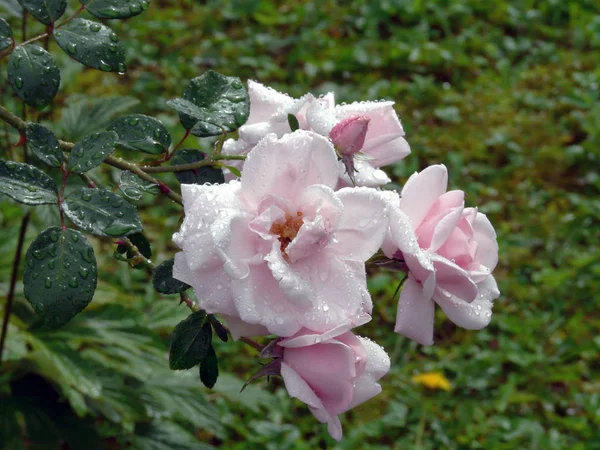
left=1, top=0, right=599, bottom=448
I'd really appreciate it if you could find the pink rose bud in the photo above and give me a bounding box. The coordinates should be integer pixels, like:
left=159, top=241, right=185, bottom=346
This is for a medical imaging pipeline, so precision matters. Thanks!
left=329, top=116, right=370, bottom=157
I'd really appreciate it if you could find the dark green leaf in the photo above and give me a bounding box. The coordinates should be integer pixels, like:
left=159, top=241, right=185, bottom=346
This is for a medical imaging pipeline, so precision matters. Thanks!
left=26, top=123, right=63, bottom=167
left=53, top=19, right=126, bottom=73
left=116, top=231, right=152, bottom=259
left=199, top=345, right=218, bottom=389
left=67, top=131, right=118, bottom=173
left=0, top=159, right=57, bottom=205
left=23, top=227, right=97, bottom=327
left=118, top=170, right=159, bottom=201
left=171, top=149, right=224, bottom=185
left=108, top=114, right=171, bottom=154
left=0, top=17, right=13, bottom=52
left=80, top=0, right=150, bottom=19
left=63, top=187, right=142, bottom=237
left=169, top=311, right=211, bottom=370
left=222, top=164, right=241, bottom=178
left=208, top=315, right=228, bottom=343
left=153, top=258, right=190, bottom=294
left=8, top=44, right=60, bottom=107
left=168, top=70, right=249, bottom=136
left=17, top=0, right=66, bottom=25
left=288, top=113, right=299, bottom=132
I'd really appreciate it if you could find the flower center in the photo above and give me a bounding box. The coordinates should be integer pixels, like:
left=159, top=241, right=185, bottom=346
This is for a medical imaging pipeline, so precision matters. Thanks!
left=270, top=212, right=304, bottom=255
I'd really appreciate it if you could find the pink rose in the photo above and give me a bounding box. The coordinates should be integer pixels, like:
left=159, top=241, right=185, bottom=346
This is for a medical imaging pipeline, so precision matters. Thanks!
left=221, top=81, right=410, bottom=187
left=173, top=130, right=391, bottom=338
left=383, top=165, right=500, bottom=345
left=277, top=327, right=390, bottom=441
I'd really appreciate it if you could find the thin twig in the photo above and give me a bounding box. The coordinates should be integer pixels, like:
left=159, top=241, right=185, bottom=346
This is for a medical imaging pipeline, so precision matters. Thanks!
left=0, top=105, right=183, bottom=205
left=0, top=211, right=31, bottom=368
left=141, top=154, right=246, bottom=173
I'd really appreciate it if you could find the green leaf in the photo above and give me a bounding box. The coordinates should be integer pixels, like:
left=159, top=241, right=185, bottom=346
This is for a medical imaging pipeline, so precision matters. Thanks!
left=168, top=70, right=249, bottom=136
left=0, top=17, right=13, bottom=52
left=8, top=44, right=60, bottom=108
left=53, top=19, right=126, bottom=73
left=80, top=0, right=150, bottom=19
left=208, top=315, right=228, bottom=343
left=63, top=187, right=142, bottom=237
left=169, top=310, right=211, bottom=370
left=153, top=259, right=190, bottom=295
left=171, top=149, right=224, bottom=185
left=0, top=159, right=58, bottom=205
left=67, top=131, right=118, bottom=173
left=118, top=170, right=159, bottom=201
left=199, top=345, right=218, bottom=389
left=23, top=227, right=97, bottom=327
left=17, top=0, right=66, bottom=25
left=108, top=114, right=171, bottom=155
left=26, top=123, right=64, bottom=167
left=116, top=231, right=152, bottom=259
left=288, top=113, right=299, bottom=132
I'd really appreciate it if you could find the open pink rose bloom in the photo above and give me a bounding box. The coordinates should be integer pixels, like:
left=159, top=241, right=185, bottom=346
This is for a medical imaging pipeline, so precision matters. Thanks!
left=172, top=81, right=499, bottom=440
left=221, top=80, right=411, bottom=187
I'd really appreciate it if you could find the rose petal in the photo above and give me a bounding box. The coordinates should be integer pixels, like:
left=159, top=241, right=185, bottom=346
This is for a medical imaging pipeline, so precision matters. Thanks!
left=434, top=275, right=499, bottom=330
left=283, top=340, right=356, bottom=415
left=400, top=164, right=449, bottom=229
left=241, top=131, right=339, bottom=209
left=221, top=314, right=269, bottom=340
left=472, top=211, right=499, bottom=272
left=394, top=277, right=435, bottom=346
left=246, top=80, right=295, bottom=125
left=328, top=187, right=391, bottom=261
left=432, top=256, right=478, bottom=302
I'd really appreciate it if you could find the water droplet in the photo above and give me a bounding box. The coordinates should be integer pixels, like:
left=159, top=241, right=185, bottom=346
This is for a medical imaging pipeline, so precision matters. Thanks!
left=128, top=117, right=139, bottom=126
left=25, top=185, right=37, bottom=192
left=117, top=62, right=126, bottom=73
left=89, top=23, right=101, bottom=32
left=33, top=250, right=44, bottom=260
left=44, top=277, right=52, bottom=288
left=99, top=61, right=111, bottom=72
left=14, top=77, right=23, bottom=89
left=48, top=260, right=55, bottom=269
left=109, top=32, right=118, bottom=43
left=81, top=247, right=94, bottom=263
left=30, top=46, right=44, bottom=56
left=231, top=80, right=242, bottom=89
left=82, top=191, right=92, bottom=201
left=27, top=259, right=34, bottom=268
left=50, top=230, right=59, bottom=242
left=71, top=233, right=80, bottom=242
left=79, top=267, right=89, bottom=279
left=66, top=42, right=77, bottom=54
left=69, top=277, right=79, bottom=288
left=129, top=2, right=141, bottom=13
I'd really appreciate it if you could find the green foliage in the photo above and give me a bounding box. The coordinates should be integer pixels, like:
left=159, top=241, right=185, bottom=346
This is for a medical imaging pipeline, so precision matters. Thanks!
left=0, top=17, right=13, bottom=52
left=168, top=70, right=250, bottom=136
left=17, top=0, right=66, bottom=25
left=0, top=160, right=57, bottom=205
left=108, top=114, right=171, bottom=155
left=169, top=310, right=211, bottom=370
left=63, top=187, right=142, bottom=237
left=153, top=258, right=190, bottom=295
left=116, top=232, right=152, bottom=259
left=8, top=44, right=60, bottom=107
left=53, top=18, right=126, bottom=73
left=287, top=113, right=299, bottom=132
left=67, top=131, right=118, bottom=173
left=23, top=227, right=97, bottom=327
left=26, top=123, right=63, bottom=167
left=199, top=345, right=218, bottom=389
left=81, top=0, right=150, bottom=20
left=171, top=148, right=225, bottom=185
left=118, top=171, right=160, bottom=201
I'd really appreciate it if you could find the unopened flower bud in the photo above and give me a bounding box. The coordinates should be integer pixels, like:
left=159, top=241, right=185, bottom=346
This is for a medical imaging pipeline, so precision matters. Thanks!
left=329, top=116, right=370, bottom=157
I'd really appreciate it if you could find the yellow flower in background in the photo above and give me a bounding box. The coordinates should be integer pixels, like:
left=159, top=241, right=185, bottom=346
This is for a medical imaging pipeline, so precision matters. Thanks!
left=411, top=372, right=451, bottom=391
